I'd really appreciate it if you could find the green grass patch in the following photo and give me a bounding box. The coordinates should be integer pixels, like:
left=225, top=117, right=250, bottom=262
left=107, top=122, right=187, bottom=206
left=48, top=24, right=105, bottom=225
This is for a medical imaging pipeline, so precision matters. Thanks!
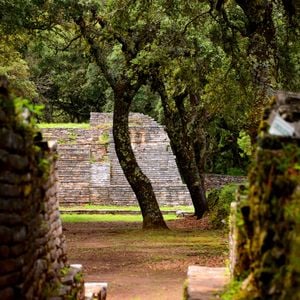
left=37, top=123, right=90, bottom=129
left=61, top=214, right=178, bottom=223
left=59, top=204, right=194, bottom=212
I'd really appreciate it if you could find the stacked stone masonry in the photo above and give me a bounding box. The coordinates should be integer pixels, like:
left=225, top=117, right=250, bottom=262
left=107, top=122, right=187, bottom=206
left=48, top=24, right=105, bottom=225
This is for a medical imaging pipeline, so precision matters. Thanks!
left=42, top=113, right=245, bottom=206
left=0, top=87, right=84, bottom=299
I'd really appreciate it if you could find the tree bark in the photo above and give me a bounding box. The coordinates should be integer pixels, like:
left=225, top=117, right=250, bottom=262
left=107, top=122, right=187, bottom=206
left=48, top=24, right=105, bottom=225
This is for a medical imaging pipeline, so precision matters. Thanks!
left=75, top=15, right=167, bottom=229
left=154, top=80, right=208, bottom=218
left=113, top=81, right=168, bottom=229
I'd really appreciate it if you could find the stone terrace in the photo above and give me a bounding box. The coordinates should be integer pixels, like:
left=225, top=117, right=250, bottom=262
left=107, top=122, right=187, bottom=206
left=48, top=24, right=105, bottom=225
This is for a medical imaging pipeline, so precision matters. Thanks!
left=41, top=113, right=245, bottom=206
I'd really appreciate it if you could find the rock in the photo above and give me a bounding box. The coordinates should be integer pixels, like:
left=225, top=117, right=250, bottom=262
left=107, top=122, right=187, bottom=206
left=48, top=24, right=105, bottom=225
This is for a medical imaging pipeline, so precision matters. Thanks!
left=0, top=128, right=24, bottom=151
left=0, top=287, right=14, bottom=300
left=13, top=226, right=27, bottom=243
left=85, top=282, right=108, bottom=300
left=7, top=154, right=29, bottom=171
left=0, top=272, right=20, bottom=288
left=0, top=246, right=10, bottom=258
left=176, top=210, right=186, bottom=217
left=0, top=226, right=13, bottom=244
left=0, top=213, right=23, bottom=226
left=0, top=259, right=20, bottom=275
left=0, top=184, right=22, bottom=198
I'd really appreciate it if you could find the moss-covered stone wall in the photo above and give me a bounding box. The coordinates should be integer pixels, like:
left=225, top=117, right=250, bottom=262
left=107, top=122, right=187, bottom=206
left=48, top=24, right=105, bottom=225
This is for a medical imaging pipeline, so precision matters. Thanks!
left=0, top=78, right=84, bottom=299
left=229, top=92, right=300, bottom=300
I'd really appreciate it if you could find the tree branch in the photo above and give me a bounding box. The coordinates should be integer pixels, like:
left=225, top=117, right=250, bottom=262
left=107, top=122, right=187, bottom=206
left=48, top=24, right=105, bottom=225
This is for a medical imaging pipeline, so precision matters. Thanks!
left=59, top=34, right=82, bottom=51
left=182, top=9, right=212, bottom=35
left=74, top=15, right=116, bottom=89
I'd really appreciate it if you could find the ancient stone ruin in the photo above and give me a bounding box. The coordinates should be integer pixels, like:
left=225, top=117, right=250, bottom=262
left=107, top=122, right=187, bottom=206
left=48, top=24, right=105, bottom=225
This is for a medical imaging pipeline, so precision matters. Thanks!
left=0, top=81, right=106, bottom=299
left=229, top=92, right=300, bottom=299
left=0, top=82, right=85, bottom=299
left=41, top=113, right=245, bottom=207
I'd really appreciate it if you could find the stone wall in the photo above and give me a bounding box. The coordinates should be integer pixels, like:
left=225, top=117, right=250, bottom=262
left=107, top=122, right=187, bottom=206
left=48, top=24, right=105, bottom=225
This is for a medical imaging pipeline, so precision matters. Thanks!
left=228, top=92, right=300, bottom=299
left=42, top=113, right=245, bottom=206
left=0, top=81, right=84, bottom=299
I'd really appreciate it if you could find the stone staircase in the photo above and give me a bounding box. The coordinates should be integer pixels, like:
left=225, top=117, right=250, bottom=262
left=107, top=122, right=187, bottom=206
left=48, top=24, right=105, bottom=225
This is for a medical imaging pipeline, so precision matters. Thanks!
left=107, top=114, right=192, bottom=206
left=41, top=113, right=245, bottom=206
left=41, top=113, right=192, bottom=206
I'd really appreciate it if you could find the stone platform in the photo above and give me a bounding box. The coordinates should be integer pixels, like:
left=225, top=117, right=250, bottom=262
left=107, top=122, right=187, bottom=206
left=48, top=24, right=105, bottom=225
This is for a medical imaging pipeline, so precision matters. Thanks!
left=41, top=113, right=245, bottom=207
left=185, top=266, right=229, bottom=300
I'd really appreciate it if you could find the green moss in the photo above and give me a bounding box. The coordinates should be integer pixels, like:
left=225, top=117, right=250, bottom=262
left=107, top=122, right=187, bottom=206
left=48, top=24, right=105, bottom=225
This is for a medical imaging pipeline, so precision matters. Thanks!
left=56, top=138, right=65, bottom=144
left=98, top=132, right=109, bottom=144
left=74, top=272, right=83, bottom=283
left=233, top=141, right=300, bottom=299
left=60, top=266, right=69, bottom=276
left=220, top=280, right=243, bottom=300
left=182, top=279, right=189, bottom=300
left=67, top=131, right=77, bottom=141
left=207, top=184, right=239, bottom=229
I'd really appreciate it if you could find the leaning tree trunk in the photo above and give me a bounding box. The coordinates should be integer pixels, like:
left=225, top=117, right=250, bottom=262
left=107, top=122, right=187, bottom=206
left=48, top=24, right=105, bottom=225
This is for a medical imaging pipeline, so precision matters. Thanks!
left=113, top=82, right=168, bottom=229
left=154, top=81, right=207, bottom=218
left=172, top=143, right=207, bottom=219
left=74, top=14, right=167, bottom=229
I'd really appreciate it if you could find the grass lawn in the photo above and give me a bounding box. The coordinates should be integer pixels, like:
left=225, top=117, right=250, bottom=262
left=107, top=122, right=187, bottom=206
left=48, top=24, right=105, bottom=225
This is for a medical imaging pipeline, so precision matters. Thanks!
left=61, top=213, right=178, bottom=223
left=59, top=204, right=194, bottom=212
left=37, top=123, right=90, bottom=129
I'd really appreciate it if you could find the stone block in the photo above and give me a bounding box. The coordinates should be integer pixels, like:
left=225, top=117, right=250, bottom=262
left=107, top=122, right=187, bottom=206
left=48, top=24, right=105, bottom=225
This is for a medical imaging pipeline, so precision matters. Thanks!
left=0, top=245, right=9, bottom=258
left=13, top=226, right=27, bottom=243
left=0, top=259, right=21, bottom=275
left=85, top=282, right=108, bottom=300
left=0, top=226, right=13, bottom=244
left=0, top=184, right=22, bottom=198
left=7, top=154, right=29, bottom=171
left=0, top=272, right=20, bottom=288
left=0, top=171, right=26, bottom=184
left=0, top=128, right=24, bottom=151
left=10, top=243, right=26, bottom=257
left=0, top=287, right=14, bottom=300
left=0, top=213, right=23, bottom=226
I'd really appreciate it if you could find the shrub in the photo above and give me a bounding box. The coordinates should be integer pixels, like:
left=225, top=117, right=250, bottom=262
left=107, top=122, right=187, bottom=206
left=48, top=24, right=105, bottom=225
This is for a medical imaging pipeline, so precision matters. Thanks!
left=207, top=184, right=239, bottom=229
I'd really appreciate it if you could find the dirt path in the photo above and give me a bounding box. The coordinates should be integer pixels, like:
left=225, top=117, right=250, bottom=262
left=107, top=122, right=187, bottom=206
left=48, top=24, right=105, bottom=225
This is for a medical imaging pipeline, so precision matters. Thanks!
left=63, top=217, right=227, bottom=300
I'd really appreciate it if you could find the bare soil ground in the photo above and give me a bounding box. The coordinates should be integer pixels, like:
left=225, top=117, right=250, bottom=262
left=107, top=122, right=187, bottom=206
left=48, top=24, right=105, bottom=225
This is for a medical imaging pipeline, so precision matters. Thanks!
left=63, top=216, right=228, bottom=300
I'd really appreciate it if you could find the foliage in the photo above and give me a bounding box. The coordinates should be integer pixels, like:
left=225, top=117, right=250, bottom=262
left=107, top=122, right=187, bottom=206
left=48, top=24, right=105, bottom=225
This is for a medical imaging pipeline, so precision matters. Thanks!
left=0, top=33, right=38, bottom=100
left=220, top=280, right=243, bottom=300
left=205, top=119, right=249, bottom=175
left=1, top=0, right=300, bottom=224
left=26, top=30, right=110, bottom=122
left=207, top=184, right=239, bottom=229
left=237, top=131, right=252, bottom=158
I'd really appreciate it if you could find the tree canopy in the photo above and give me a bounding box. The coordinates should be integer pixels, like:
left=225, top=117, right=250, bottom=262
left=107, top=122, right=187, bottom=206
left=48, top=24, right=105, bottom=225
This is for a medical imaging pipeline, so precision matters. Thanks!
left=1, top=0, right=299, bottom=226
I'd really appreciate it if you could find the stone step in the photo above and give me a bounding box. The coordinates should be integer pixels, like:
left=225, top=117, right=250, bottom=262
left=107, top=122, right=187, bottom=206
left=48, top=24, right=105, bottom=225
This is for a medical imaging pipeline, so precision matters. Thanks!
left=60, top=209, right=193, bottom=215
left=184, top=266, right=229, bottom=300
left=85, top=282, right=107, bottom=300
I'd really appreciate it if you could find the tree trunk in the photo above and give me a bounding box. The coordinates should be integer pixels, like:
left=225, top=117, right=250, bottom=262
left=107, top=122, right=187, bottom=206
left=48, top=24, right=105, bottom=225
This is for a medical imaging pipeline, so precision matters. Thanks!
left=154, top=80, right=208, bottom=218
left=113, top=81, right=168, bottom=229
left=174, top=145, right=207, bottom=218
left=74, top=16, right=167, bottom=229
